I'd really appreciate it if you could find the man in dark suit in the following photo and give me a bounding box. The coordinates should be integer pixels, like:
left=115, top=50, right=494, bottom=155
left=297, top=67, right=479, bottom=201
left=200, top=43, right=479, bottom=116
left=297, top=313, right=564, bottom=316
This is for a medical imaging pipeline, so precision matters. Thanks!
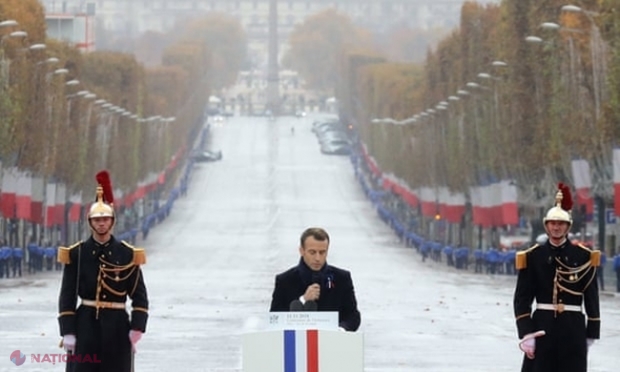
left=269, top=227, right=361, bottom=331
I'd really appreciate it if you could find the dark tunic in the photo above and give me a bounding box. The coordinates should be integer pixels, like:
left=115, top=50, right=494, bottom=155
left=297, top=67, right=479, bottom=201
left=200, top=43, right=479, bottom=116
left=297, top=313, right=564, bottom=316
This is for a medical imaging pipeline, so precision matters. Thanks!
left=58, top=236, right=149, bottom=372
left=513, top=240, right=600, bottom=372
left=270, top=259, right=361, bottom=331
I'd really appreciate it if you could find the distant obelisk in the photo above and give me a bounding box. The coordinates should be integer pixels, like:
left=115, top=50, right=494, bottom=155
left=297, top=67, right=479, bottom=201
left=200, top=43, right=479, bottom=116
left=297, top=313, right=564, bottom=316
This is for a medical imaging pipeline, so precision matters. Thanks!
left=266, top=0, right=280, bottom=115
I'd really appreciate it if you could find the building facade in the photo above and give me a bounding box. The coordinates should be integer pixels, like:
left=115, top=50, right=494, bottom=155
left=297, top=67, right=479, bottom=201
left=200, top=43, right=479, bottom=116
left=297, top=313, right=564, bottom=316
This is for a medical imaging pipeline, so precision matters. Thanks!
left=39, top=0, right=496, bottom=59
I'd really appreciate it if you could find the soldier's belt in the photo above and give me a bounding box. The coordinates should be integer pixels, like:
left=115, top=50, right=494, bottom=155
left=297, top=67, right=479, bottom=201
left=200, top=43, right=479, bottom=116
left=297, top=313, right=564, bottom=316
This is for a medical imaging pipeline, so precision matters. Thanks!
left=81, top=299, right=126, bottom=310
left=536, top=303, right=581, bottom=313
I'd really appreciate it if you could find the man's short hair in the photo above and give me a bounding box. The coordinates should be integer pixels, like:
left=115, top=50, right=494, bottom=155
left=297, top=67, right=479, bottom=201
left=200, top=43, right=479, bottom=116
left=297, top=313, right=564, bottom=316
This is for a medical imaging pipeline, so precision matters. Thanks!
left=300, top=227, right=330, bottom=248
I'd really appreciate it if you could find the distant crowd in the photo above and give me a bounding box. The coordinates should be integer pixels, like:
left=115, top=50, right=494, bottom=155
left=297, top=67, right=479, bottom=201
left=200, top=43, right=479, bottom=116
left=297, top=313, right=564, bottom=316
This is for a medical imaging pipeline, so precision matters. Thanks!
left=350, top=147, right=620, bottom=293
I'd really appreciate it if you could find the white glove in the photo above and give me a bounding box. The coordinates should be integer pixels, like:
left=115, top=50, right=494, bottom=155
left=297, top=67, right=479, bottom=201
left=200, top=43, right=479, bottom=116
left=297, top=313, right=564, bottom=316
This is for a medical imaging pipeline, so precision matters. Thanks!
left=519, top=330, right=546, bottom=360
left=520, top=338, right=536, bottom=359
left=587, top=338, right=595, bottom=348
left=63, top=334, right=76, bottom=353
left=129, top=330, right=143, bottom=352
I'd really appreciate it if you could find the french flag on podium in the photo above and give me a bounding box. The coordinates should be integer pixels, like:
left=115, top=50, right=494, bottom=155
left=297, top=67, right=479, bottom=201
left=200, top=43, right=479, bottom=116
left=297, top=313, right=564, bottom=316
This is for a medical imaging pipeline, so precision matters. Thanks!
left=284, top=330, right=319, bottom=372
left=242, top=322, right=363, bottom=372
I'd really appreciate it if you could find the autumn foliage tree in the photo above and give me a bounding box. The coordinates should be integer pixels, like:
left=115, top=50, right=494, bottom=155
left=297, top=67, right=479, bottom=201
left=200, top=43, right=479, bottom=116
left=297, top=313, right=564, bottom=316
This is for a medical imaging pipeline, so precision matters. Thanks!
left=178, top=13, right=248, bottom=90
left=284, top=8, right=376, bottom=93
left=0, top=0, right=216, bottom=209
left=339, top=0, right=618, bottom=224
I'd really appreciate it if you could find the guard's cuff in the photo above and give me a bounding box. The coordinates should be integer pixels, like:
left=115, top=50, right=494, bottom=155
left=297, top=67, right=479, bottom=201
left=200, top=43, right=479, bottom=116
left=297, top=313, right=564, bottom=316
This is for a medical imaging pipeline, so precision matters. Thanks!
left=131, top=309, right=149, bottom=333
left=516, top=315, right=535, bottom=339
left=58, top=313, right=76, bottom=336
left=299, top=295, right=306, bottom=305
left=586, top=318, right=600, bottom=339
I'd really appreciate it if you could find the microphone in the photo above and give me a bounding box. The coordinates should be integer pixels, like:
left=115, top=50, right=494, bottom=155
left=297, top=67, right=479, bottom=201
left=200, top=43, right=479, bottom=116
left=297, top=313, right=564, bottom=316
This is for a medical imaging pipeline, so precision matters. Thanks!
left=289, top=300, right=304, bottom=311
left=304, top=300, right=318, bottom=311
left=311, top=272, right=324, bottom=285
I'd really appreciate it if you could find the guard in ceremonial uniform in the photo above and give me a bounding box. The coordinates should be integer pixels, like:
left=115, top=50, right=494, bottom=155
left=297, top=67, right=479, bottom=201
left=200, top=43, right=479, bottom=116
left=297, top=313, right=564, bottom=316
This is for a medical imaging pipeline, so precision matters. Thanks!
left=57, top=171, right=149, bottom=372
left=513, top=183, right=600, bottom=372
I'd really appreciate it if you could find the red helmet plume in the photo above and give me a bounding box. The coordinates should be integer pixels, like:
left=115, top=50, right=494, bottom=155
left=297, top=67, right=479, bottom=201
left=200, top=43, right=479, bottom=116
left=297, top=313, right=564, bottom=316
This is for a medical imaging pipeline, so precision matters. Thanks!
left=558, top=182, right=572, bottom=211
left=95, top=170, right=114, bottom=205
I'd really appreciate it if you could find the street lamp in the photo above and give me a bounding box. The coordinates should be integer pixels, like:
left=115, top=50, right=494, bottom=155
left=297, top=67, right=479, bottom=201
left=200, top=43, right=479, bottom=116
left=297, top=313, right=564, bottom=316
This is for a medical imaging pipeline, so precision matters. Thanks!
left=65, top=79, right=79, bottom=86
left=525, top=36, right=544, bottom=44
left=541, top=22, right=561, bottom=30
left=54, top=68, right=68, bottom=75
left=29, top=43, right=46, bottom=51
left=9, top=31, right=27, bottom=38
left=492, top=61, right=508, bottom=67
left=0, top=20, right=18, bottom=28
left=1, top=30, right=27, bottom=50
left=561, top=5, right=584, bottom=13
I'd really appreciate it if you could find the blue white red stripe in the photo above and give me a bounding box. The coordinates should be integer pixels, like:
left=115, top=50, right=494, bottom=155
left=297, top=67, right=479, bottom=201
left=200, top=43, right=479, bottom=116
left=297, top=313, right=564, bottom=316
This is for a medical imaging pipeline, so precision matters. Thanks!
left=284, top=330, right=319, bottom=372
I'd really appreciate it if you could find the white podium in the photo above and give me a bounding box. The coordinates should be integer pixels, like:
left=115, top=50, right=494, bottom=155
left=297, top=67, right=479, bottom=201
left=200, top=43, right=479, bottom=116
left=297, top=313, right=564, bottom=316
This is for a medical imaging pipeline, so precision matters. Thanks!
left=242, top=312, right=363, bottom=372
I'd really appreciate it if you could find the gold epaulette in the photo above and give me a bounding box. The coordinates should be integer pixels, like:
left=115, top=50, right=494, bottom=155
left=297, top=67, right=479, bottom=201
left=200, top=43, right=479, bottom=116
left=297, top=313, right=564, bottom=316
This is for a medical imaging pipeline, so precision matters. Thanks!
left=576, top=243, right=592, bottom=252
left=590, top=250, right=601, bottom=267
left=576, top=243, right=600, bottom=267
left=516, top=244, right=539, bottom=270
left=57, top=241, right=82, bottom=264
left=121, top=240, right=147, bottom=265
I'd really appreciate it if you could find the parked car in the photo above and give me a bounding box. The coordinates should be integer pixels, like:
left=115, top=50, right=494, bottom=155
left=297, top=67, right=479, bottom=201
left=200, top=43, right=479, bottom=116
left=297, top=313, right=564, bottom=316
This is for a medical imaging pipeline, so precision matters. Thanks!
left=192, top=150, right=222, bottom=162
left=320, top=142, right=350, bottom=155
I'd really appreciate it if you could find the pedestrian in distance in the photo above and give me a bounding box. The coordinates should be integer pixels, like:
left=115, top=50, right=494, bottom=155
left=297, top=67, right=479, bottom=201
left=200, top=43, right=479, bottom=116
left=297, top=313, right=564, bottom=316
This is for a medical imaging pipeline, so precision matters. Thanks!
left=0, top=239, right=9, bottom=279
left=12, top=244, right=23, bottom=277
left=596, top=248, right=606, bottom=292
left=613, top=251, right=620, bottom=293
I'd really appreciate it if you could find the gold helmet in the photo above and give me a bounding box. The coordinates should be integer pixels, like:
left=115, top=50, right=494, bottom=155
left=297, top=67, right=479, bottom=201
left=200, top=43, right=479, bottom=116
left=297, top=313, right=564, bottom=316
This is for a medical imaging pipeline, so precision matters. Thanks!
left=88, top=170, right=115, bottom=219
left=543, top=183, right=573, bottom=226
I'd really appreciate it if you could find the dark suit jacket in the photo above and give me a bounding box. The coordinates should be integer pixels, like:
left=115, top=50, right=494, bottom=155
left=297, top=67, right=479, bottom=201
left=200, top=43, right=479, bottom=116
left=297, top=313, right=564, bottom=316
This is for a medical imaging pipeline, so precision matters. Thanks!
left=269, top=262, right=361, bottom=331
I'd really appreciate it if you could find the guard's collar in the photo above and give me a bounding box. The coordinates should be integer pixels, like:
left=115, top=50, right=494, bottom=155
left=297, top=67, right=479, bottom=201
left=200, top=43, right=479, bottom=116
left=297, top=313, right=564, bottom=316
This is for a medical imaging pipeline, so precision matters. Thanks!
left=549, top=237, right=567, bottom=248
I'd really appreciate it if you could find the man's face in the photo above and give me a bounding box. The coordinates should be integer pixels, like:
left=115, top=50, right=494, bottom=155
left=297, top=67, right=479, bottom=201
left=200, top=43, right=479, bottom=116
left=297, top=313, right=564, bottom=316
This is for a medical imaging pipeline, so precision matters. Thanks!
left=545, top=220, right=570, bottom=240
left=299, top=236, right=329, bottom=271
left=90, top=216, right=113, bottom=236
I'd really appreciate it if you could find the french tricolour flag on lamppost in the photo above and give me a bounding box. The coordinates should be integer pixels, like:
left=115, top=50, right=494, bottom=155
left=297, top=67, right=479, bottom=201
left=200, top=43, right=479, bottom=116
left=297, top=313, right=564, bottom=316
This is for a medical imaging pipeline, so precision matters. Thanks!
left=571, top=158, right=593, bottom=218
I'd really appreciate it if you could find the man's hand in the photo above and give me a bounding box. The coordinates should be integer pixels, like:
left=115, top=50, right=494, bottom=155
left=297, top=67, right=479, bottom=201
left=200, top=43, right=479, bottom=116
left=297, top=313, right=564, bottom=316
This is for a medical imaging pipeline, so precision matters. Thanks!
left=587, top=339, right=595, bottom=348
left=129, top=330, right=143, bottom=353
left=520, top=338, right=536, bottom=359
left=303, top=284, right=321, bottom=302
left=62, top=334, right=76, bottom=353
left=519, top=330, right=546, bottom=360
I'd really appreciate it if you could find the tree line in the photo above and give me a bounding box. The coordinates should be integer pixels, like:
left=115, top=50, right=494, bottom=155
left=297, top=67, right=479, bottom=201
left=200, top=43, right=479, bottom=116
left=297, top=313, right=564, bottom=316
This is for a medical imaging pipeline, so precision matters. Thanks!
left=324, top=0, right=620, bottom=221
left=0, top=0, right=246, bottom=198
